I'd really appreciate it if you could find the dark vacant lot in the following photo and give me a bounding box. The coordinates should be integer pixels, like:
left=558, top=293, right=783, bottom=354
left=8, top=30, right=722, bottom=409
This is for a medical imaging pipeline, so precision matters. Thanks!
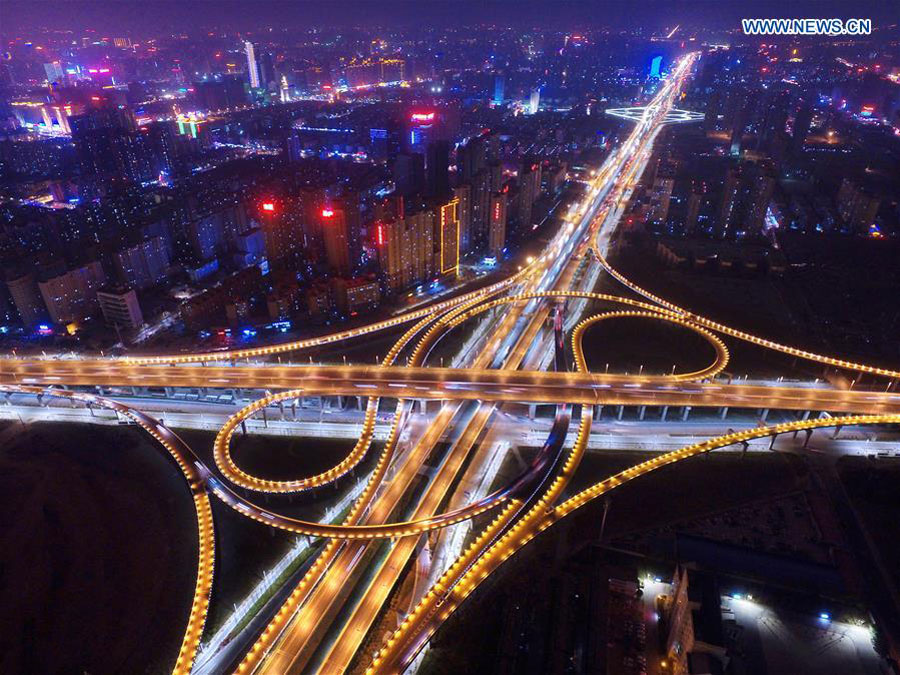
left=0, top=422, right=196, bottom=675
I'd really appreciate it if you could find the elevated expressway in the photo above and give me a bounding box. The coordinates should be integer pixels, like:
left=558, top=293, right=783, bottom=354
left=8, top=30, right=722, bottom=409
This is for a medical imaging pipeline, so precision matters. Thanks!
left=4, top=361, right=899, bottom=416
left=2, top=53, right=898, bottom=675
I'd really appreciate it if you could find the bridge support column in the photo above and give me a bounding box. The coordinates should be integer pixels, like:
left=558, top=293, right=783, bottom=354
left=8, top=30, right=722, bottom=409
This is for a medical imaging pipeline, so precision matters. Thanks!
left=801, top=410, right=811, bottom=421
left=528, top=404, right=537, bottom=419
left=278, top=400, right=284, bottom=420
left=833, top=424, right=843, bottom=439
left=262, top=406, right=268, bottom=428
left=803, top=429, right=813, bottom=448
left=660, top=405, right=668, bottom=421
left=164, top=387, right=174, bottom=397
left=357, top=397, right=365, bottom=411
left=616, top=405, right=624, bottom=420
left=593, top=405, right=603, bottom=421
left=769, top=434, right=777, bottom=450
left=719, top=407, right=729, bottom=419
left=681, top=406, right=691, bottom=421
left=759, top=408, right=769, bottom=422
left=638, top=405, right=646, bottom=421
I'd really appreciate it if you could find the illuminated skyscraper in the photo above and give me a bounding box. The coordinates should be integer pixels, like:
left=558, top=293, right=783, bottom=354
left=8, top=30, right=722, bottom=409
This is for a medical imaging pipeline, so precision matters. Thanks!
left=492, top=73, right=505, bottom=106
left=650, top=55, right=663, bottom=78
left=439, top=198, right=460, bottom=276
left=244, top=41, right=260, bottom=88
left=528, top=88, right=541, bottom=115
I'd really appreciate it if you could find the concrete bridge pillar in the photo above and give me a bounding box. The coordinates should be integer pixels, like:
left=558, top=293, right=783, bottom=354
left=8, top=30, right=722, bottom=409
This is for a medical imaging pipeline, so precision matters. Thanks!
left=638, top=405, right=646, bottom=421
left=833, top=424, right=843, bottom=439
left=164, top=387, right=174, bottom=397
left=278, top=400, right=285, bottom=420
left=681, top=406, right=691, bottom=421
left=801, top=410, right=811, bottom=421
left=660, top=405, right=668, bottom=421
left=759, top=408, right=769, bottom=422
left=528, top=404, right=537, bottom=419
left=719, top=407, right=729, bottom=419
left=616, top=405, right=624, bottom=420
left=357, top=397, right=365, bottom=411
left=593, top=405, right=603, bottom=420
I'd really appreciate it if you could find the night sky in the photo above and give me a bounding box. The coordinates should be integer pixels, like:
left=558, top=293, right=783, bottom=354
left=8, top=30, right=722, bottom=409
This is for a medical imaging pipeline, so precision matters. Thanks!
left=3, top=0, right=899, bottom=34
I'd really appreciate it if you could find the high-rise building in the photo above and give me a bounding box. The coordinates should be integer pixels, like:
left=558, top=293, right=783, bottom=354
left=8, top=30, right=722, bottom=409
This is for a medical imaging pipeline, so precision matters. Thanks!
left=492, top=73, right=505, bottom=106
left=488, top=191, right=507, bottom=256
left=792, top=104, right=813, bottom=154
left=457, top=135, right=487, bottom=182
left=37, top=261, right=106, bottom=325
left=97, top=286, right=143, bottom=329
left=704, top=91, right=721, bottom=132
left=468, top=169, right=492, bottom=252
left=188, top=215, right=224, bottom=260
left=650, top=163, right=676, bottom=224
left=426, top=140, right=451, bottom=198
left=516, top=161, right=542, bottom=232
left=394, top=153, right=425, bottom=196
left=377, top=196, right=458, bottom=292
left=742, top=162, right=777, bottom=236
left=43, top=61, right=64, bottom=84
left=244, top=41, right=260, bottom=89
left=438, top=198, right=460, bottom=276
left=837, top=179, right=881, bottom=233
left=6, top=272, right=47, bottom=327
left=716, top=164, right=741, bottom=239
left=453, top=184, right=472, bottom=254
left=113, top=236, right=170, bottom=289
left=650, top=55, right=663, bottom=78
left=321, top=204, right=352, bottom=276
left=528, top=88, right=541, bottom=115
left=685, top=182, right=707, bottom=235
left=758, top=91, right=790, bottom=150
left=725, top=90, right=748, bottom=156
left=258, top=49, right=276, bottom=89
left=332, top=277, right=380, bottom=315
